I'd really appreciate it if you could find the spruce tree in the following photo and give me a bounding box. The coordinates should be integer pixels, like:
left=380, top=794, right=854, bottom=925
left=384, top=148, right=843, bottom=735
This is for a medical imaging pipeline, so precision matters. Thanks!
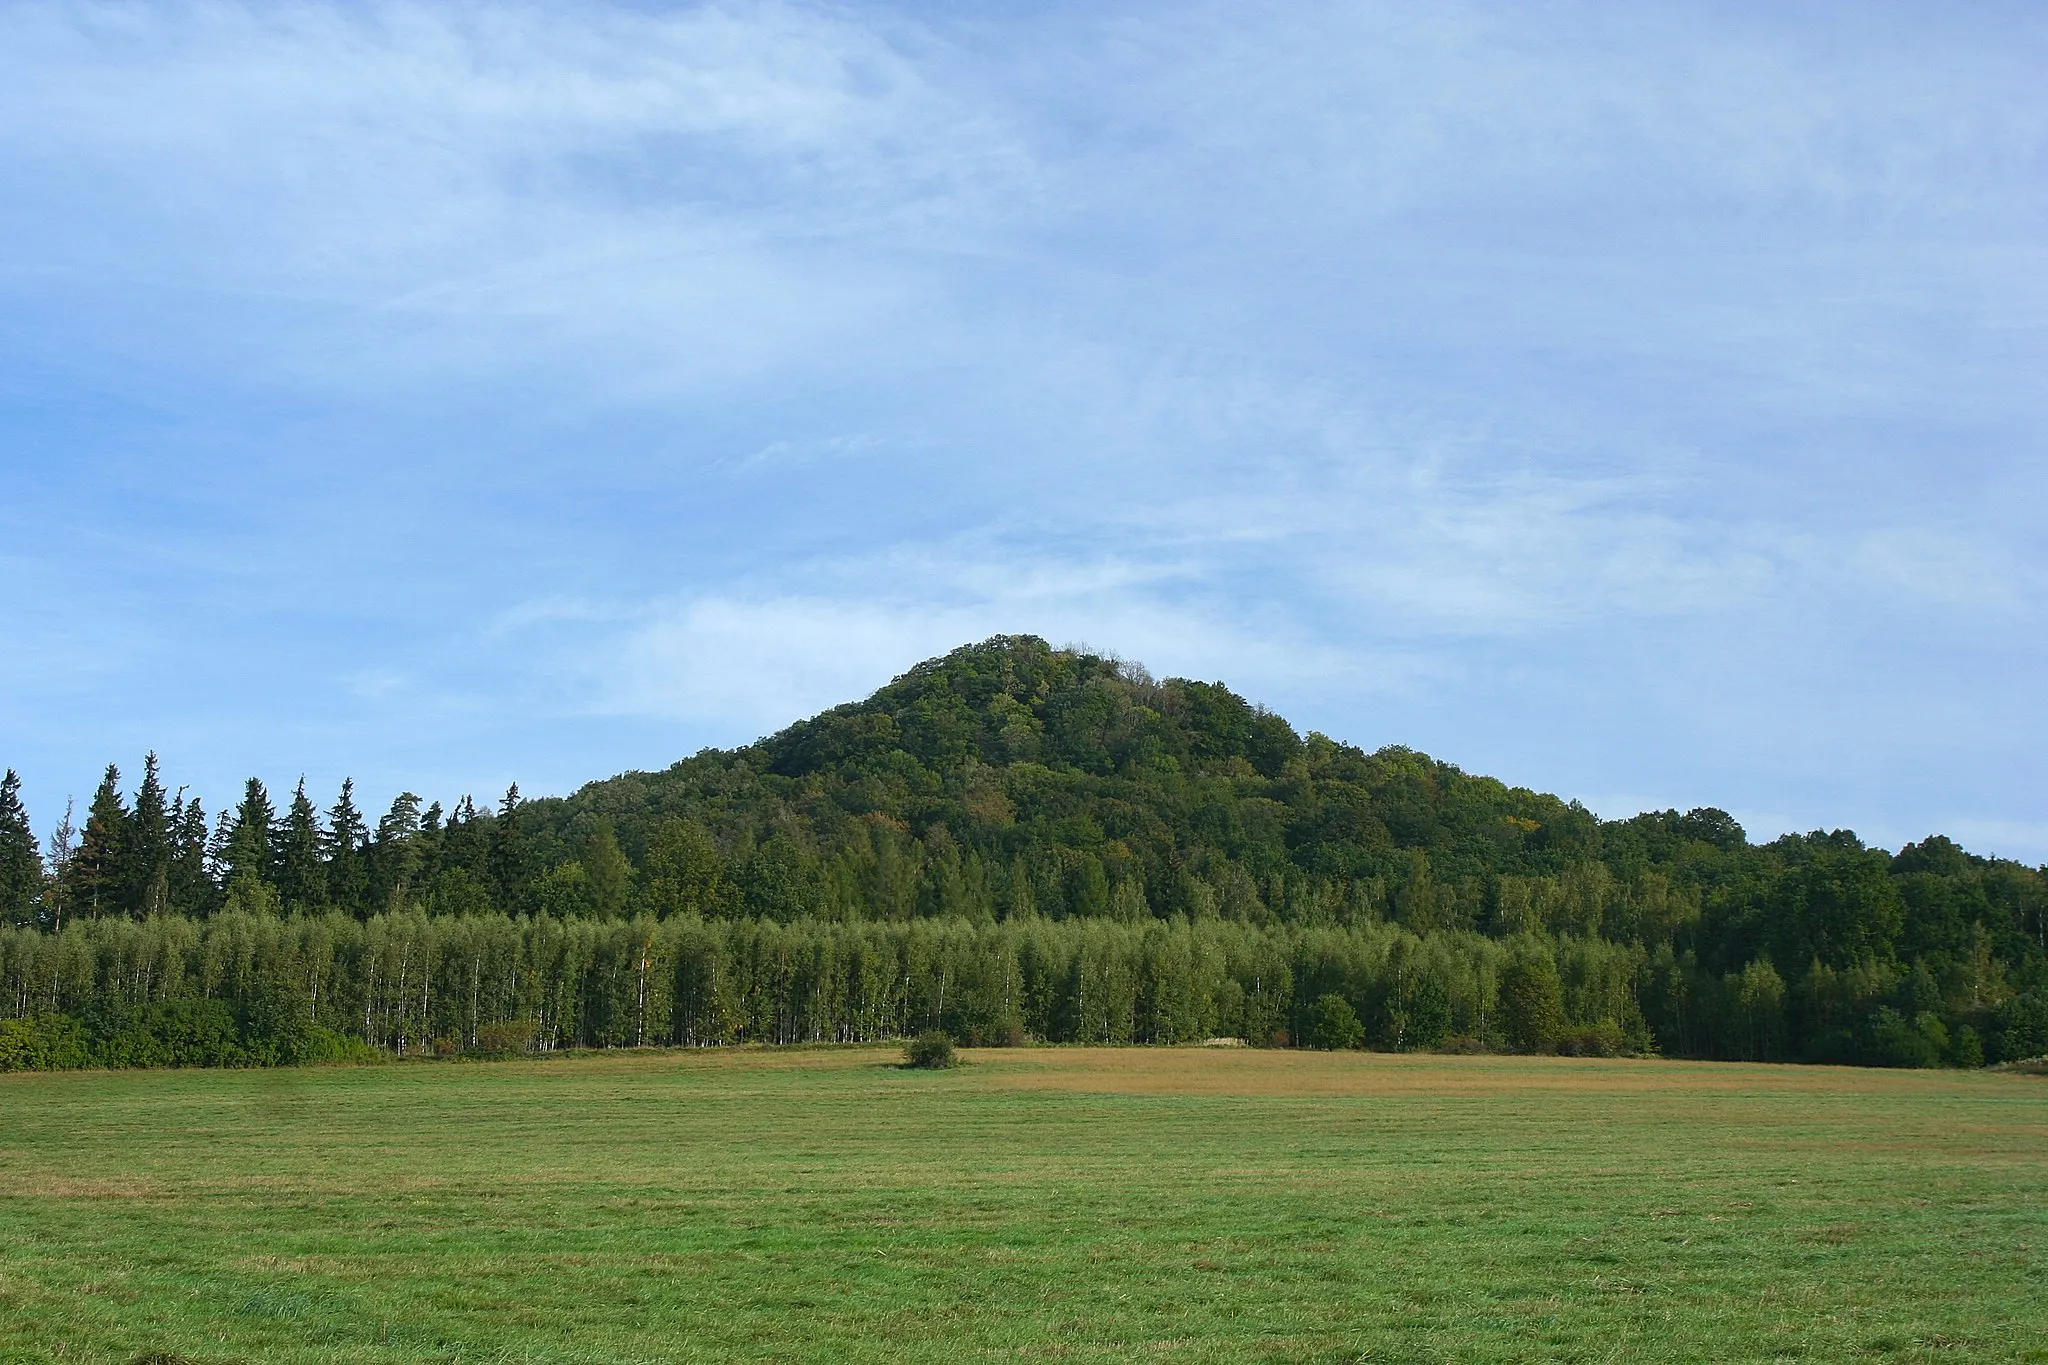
left=206, top=806, right=234, bottom=888
left=0, top=769, right=42, bottom=925
left=223, top=778, right=277, bottom=894
left=489, top=784, right=532, bottom=913
left=128, top=752, right=171, bottom=917
left=168, top=792, right=215, bottom=917
left=276, top=779, right=327, bottom=912
left=325, top=778, right=371, bottom=915
left=441, top=795, right=487, bottom=884
left=71, top=764, right=130, bottom=919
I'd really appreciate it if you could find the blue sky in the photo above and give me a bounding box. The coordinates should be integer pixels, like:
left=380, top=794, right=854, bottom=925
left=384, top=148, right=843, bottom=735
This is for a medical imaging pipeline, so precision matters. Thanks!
left=2, top=1, right=2044, bottom=860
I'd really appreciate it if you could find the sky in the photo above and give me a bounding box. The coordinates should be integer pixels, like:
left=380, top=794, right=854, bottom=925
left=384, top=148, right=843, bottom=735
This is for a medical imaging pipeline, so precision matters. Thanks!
left=1, top=0, right=2044, bottom=861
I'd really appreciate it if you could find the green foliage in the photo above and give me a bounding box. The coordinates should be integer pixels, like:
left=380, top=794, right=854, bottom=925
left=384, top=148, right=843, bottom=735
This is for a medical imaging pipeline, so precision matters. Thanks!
left=582, top=825, right=633, bottom=918
left=89, top=999, right=245, bottom=1068
left=0, top=1015, right=90, bottom=1071
left=645, top=819, right=731, bottom=918
left=324, top=778, right=371, bottom=913
left=0, top=770, right=41, bottom=925
left=1728, top=959, right=1787, bottom=1061
left=904, top=1030, right=956, bottom=1068
left=1865, top=1008, right=1946, bottom=1069
left=127, top=753, right=172, bottom=916
left=1951, top=1023, right=1985, bottom=1068
left=1499, top=953, right=1566, bottom=1053
left=471, top=1018, right=540, bottom=1057
left=72, top=764, right=129, bottom=920
left=223, top=778, right=277, bottom=899
left=277, top=779, right=327, bottom=913
left=4, top=635, right=2045, bottom=1071
left=1305, top=993, right=1364, bottom=1049
left=1556, top=1019, right=1628, bottom=1057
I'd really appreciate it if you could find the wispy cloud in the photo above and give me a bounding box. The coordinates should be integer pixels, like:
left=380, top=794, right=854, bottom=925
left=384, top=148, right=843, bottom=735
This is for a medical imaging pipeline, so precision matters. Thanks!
left=0, top=1, right=2044, bottom=860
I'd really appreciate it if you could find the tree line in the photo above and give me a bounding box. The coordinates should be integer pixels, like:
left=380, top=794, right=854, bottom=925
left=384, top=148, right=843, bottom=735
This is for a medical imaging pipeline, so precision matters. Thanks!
left=2, top=910, right=2041, bottom=1071
left=1, top=636, right=2043, bottom=1070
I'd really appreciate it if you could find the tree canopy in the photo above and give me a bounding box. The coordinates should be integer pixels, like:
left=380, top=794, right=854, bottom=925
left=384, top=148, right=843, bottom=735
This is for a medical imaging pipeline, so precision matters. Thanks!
left=2, top=636, right=2043, bottom=1069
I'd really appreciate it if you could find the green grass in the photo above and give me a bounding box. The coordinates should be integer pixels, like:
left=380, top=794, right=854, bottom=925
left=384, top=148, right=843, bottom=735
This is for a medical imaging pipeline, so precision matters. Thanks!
left=2, top=1047, right=2044, bottom=1364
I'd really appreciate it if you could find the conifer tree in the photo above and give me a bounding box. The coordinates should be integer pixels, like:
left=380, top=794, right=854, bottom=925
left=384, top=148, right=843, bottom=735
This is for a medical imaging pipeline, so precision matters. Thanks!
left=128, top=752, right=172, bottom=917
left=0, top=769, right=42, bottom=924
left=489, top=784, right=532, bottom=912
left=43, top=798, right=75, bottom=931
left=441, top=795, right=487, bottom=884
left=207, top=807, right=235, bottom=888
left=223, top=777, right=277, bottom=894
left=71, top=764, right=129, bottom=919
left=325, top=778, right=370, bottom=916
left=417, top=800, right=446, bottom=890
left=276, top=779, right=327, bottom=912
left=371, top=792, right=424, bottom=913
left=168, top=791, right=214, bottom=916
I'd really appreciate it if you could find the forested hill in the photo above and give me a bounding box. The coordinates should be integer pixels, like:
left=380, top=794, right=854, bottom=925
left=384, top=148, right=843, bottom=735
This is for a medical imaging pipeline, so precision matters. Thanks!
left=515, top=636, right=2043, bottom=970
left=3, top=635, right=2045, bottom=1068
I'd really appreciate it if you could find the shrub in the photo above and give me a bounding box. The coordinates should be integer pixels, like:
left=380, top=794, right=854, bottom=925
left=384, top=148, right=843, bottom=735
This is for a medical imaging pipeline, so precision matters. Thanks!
left=957, top=1014, right=1027, bottom=1047
left=904, top=1031, right=957, bottom=1069
left=0, top=1015, right=91, bottom=1071
left=1867, top=1007, right=1944, bottom=1069
left=93, top=999, right=244, bottom=1069
left=472, top=1019, right=541, bottom=1057
left=1305, top=993, right=1364, bottom=1050
left=298, top=1026, right=381, bottom=1065
left=1556, top=1019, right=1626, bottom=1057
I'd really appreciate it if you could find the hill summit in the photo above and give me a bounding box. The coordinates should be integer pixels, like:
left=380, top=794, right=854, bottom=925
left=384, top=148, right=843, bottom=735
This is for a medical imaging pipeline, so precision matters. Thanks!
left=530, top=632, right=1656, bottom=927
left=509, top=636, right=2033, bottom=975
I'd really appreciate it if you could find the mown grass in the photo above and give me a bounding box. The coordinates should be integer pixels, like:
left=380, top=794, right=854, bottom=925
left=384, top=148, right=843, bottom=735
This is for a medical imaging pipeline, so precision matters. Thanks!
left=1, top=1047, right=2044, bottom=1363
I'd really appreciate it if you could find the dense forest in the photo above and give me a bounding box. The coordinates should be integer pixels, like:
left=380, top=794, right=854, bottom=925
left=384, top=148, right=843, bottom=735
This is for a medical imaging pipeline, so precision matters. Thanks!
left=3, top=636, right=2044, bottom=1071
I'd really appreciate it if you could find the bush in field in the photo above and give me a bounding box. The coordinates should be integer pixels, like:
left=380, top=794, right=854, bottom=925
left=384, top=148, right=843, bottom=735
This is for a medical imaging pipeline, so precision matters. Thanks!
left=471, top=1019, right=541, bottom=1057
left=1556, top=1019, right=1627, bottom=1057
left=1305, top=993, right=1364, bottom=1050
left=904, top=1031, right=957, bottom=1069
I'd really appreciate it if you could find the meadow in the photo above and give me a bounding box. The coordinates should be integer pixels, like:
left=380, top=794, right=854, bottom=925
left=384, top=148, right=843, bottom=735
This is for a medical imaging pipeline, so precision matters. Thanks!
left=1, top=1048, right=2044, bottom=1364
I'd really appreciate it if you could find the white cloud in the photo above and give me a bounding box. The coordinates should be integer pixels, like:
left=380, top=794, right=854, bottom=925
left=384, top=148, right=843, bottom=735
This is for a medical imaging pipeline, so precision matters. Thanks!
left=0, top=1, right=1033, bottom=394
left=1, top=0, right=2044, bottom=858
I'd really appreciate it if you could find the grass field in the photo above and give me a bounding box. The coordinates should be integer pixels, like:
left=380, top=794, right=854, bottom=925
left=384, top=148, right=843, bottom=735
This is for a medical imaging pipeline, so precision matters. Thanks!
left=2, top=1048, right=2045, bottom=1363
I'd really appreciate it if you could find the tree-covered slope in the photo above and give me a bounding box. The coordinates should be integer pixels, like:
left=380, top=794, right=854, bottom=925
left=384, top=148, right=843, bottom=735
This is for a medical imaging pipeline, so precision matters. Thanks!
left=4, top=635, right=2045, bottom=1068
left=511, top=637, right=2041, bottom=973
